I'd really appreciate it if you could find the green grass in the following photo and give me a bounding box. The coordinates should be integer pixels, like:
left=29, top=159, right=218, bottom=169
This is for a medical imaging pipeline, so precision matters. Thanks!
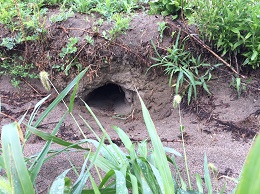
left=190, top=0, right=260, bottom=68
left=1, top=68, right=259, bottom=193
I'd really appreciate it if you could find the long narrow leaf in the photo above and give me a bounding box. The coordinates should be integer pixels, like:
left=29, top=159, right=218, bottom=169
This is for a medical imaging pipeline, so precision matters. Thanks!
left=2, top=123, right=35, bottom=194
left=72, top=134, right=106, bottom=193
left=115, top=170, right=128, bottom=194
left=113, top=125, right=133, bottom=151
left=137, top=92, right=175, bottom=193
left=26, top=125, right=88, bottom=150
left=29, top=112, right=68, bottom=182
left=34, top=67, right=89, bottom=128
left=236, top=135, right=260, bottom=193
left=204, top=154, right=212, bottom=194
left=195, top=174, right=203, bottom=193
left=49, top=169, right=71, bottom=194
left=137, top=159, right=162, bottom=194
left=0, top=177, right=11, bottom=194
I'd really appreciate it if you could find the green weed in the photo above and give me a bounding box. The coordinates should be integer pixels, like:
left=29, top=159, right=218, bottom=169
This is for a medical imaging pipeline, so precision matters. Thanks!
left=108, top=13, right=131, bottom=39
left=148, top=31, right=219, bottom=104
left=149, top=0, right=193, bottom=19
left=59, top=37, right=79, bottom=59
left=0, top=69, right=259, bottom=193
left=190, top=0, right=260, bottom=68
left=157, top=21, right=169, bottom=42
left=49, top=8, right=74, bottom=23
left=85, top=35, right=94, bottom=45
left=0, top=55, right=38, bottom=87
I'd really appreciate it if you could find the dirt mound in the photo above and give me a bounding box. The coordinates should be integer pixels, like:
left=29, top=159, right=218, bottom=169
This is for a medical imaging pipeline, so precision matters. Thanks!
left=1, top=9, right=260, bottom=193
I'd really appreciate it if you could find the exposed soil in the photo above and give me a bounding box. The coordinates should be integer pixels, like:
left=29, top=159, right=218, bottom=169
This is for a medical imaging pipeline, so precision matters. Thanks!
left=1, top=10, right=260, bottom=193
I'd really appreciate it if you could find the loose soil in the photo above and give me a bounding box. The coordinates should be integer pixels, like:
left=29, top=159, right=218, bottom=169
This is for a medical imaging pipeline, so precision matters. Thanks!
left=1, top=10, right=260, bottom=193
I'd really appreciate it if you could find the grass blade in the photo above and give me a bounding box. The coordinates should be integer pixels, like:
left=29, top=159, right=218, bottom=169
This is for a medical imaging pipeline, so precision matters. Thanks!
left=69, top=77, right=79, bottom=113
left=129, top=174, right=138, bottom=194
left=113, top=125, right=133, bottom=151
left=236, top=134, right=260, bottom=193
left=137, top=92, right=175, bottom=193
left=204, top=154, right=212, bottom=194
left=81, top=188, right=116, bottom=194
left=0, top=177, right=11, bottom=194
left=1, top=123, right=35, bottom=194
left=72, top=134, right=106, bottom=193
left=49, top=169, right=71, bottom=194
left=195, top=173, right=203, bottom=193
left=115, top=170, right=128, bottom=194
left=29, top=112, right=68, bottom=182
left=26, top=125, right=88, bottom=150
left=33, top=67, right=89, bottom=128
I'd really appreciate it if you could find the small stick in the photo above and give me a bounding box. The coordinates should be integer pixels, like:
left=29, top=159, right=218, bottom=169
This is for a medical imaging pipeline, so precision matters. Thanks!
left=0, top=112, right=18, bottom=122
left=167, top=22, right=246, bottom=78
left=22, top=78, right=42, bottom=95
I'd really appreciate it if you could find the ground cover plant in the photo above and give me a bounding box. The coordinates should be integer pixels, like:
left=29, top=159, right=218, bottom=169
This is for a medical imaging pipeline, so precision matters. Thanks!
left=189, top=0, right=260, bottom=69
left=0, top=69, right=260, bottom=193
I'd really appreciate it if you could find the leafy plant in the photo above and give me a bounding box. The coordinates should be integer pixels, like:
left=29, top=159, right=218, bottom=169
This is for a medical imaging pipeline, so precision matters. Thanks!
left=0, top=1, right=47, bottom=38
left=108, top=13, right=131, bottom=39
left=59, top=37, right=79, bottom=59
left=190, top=0, right=260, bottom=68
left=1, top=68, right=260, bottom=193
left=0, top=67, right=90, bottom=193
left=157, top=21, right=169, bottom=42
left=149, top=0, right=193, bottom=18
left=85, top=35, right=94, bottom=45
left=49, top=8, right=74, bottom=23
left=148, top=31, right=219, bottom=104
left=0, top=55, right=38, bottom=87
left=0, top=33, right=23, bottom=50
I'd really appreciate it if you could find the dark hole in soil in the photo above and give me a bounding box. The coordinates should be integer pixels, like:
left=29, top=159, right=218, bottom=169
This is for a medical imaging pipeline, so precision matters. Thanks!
left=84, top=83, right=130, bottom=112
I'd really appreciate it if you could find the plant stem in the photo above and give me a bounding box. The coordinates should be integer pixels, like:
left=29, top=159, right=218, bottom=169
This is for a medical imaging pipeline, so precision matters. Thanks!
left=178, top=104, right=192, bottom=190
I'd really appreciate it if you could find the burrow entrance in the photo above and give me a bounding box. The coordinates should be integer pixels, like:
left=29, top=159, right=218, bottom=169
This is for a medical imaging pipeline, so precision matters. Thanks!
left=84, top=83, right=134, bottom=115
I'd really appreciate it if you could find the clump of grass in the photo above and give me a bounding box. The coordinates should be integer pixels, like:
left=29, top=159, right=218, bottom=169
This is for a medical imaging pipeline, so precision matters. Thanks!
left=147, top=30, right=220, bottom=104
left=0, top=57, right=259, bottom=193
left=190, top=0, right=260, bottom=69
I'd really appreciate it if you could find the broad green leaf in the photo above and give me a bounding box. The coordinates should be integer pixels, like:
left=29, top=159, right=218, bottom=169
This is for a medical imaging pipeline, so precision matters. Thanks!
left=236, top=135, right=260, bottom=193
left=195, top=174, right=203, bottom=193
left=0, top=177, right=11, bottom=194
left=113, top=125, right=133, bottom=151
left=49, top=169, right=71, bottom=194
left=204, top=154, right=212, bottom=194
left=137, top=159, right=162, bottom=194
left=115, top=170, right=128, bottom=194
left=137, top=92, right=175, bottom=193
left=2, top=123, right=35, bottom=194
left=140, top=173, right=153, bottom=194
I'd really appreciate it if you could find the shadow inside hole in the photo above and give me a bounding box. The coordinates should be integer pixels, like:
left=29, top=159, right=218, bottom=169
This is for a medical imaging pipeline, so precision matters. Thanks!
left=84, top=83, right=130, bottom=113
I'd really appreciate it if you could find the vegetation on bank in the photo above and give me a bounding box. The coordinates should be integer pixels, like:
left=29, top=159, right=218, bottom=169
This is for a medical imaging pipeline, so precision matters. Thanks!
left=0, top=0, right=260, bottom=193
left=0, top=0, right=259, bottom=89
